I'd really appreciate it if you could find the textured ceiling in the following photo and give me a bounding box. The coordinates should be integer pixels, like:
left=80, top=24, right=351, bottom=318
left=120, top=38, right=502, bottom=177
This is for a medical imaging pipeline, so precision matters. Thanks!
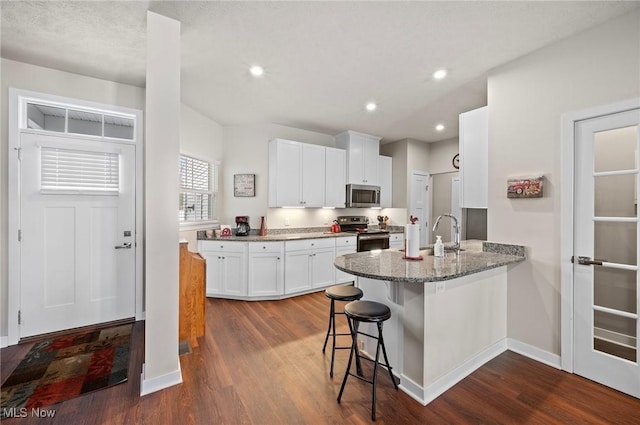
left=2, top=1, right=638, bottom=143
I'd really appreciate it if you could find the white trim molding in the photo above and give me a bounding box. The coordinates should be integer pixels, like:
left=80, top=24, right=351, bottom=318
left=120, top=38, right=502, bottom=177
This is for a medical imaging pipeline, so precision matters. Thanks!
left=560, top=97, right=640, bottom=373
left=507, top=338, right=561, bottom=369
left=140, top=362, right=183, bottom=396
left=420, top=339, right=508, bottom=406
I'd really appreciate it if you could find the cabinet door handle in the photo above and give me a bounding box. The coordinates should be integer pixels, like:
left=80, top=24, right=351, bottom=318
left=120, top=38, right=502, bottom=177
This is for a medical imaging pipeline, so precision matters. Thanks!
left=277, top=257, right=281, bottom=260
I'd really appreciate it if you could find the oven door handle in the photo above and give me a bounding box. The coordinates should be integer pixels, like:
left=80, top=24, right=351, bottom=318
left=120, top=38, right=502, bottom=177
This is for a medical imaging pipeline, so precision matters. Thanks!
left=358, top=234, right=390, bottom=241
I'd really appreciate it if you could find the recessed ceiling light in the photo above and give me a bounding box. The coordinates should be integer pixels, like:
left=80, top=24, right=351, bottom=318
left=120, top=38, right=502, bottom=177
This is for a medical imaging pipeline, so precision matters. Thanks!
left=432, top=69, right=448, bottom=80
left=250, top=65, right=264, bottom=77
left=435, top=124, right=445, bottom=132
left=365, top=102, right=377, bottom=112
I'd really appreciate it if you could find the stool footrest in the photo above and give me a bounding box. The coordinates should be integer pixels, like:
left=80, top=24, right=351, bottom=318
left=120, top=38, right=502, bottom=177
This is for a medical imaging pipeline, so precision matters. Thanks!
left=347, top=372, right=374, bottom=385
left=356, top=330, right=378, bottom=340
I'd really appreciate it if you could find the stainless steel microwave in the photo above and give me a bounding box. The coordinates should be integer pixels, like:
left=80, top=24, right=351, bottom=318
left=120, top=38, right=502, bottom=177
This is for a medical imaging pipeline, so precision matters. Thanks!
left=346, top=184, right=381, bottom=208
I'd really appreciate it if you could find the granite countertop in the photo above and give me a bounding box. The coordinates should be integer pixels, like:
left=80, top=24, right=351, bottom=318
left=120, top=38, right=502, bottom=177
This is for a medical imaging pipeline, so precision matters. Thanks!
left=198, top=231, right=355, bottom=242
left=197, top=225, right=405, bottom=242
left=334, top=240, right=525, bottom=283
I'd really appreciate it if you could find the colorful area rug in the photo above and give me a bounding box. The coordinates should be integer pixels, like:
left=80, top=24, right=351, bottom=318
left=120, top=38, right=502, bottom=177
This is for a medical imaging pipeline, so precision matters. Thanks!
left=1, top=324, right=132, bottom=416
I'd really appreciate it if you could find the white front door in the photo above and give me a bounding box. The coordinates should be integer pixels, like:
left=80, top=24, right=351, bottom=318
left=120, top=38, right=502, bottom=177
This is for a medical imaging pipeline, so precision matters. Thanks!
left=410, top=171, right=430, bottom=247
left=574, top=108, right=640, bottom=398
left=19, top=132, right=136, bottom=338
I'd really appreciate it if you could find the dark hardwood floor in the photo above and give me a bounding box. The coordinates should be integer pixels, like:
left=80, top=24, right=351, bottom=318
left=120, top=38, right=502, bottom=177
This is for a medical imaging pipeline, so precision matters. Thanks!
left=2, top=291, right=640, bottom=424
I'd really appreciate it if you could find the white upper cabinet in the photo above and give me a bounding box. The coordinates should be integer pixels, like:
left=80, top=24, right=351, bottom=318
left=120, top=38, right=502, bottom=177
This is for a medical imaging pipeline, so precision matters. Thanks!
left=459, top=106, right=488, bottom=208
left=336, top=130, right=381, bottom=185
left=301, top=143, right=325, bottom=207
left=325, top=147, right=346, bottom=208
left=269, top=139, right=326, bottom=207
left=378, top=155, right=392, bottom=208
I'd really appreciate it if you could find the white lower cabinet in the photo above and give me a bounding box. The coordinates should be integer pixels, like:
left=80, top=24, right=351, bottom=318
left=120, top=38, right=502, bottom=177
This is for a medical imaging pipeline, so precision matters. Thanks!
left=198, top=241, right=248, bottom=298
left=199, top=237, right=349, bottom=299
left=389, top=233, right=404, bottom=250
left=248, top=242, right=284, bottom=297
left=335, top=236, right=357, bottom=283
left=311, top=248, right=336, bottom=289
left=285, top=238, right=335, bottom=294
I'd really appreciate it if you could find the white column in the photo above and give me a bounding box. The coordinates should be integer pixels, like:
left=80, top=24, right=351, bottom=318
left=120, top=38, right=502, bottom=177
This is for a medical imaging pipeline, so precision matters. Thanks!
left=141, top=11, right=182, bottom=395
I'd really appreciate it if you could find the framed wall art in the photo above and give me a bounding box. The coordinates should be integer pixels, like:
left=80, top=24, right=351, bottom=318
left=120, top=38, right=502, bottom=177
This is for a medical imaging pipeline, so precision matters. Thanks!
left=507, top=175, right=543, bottom=198
left=234, top=174, right=255, bottom=197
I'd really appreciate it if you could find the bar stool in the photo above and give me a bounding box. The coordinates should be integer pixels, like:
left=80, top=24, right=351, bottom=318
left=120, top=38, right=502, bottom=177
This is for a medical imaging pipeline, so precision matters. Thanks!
left=322, top=284, right=364, bottom=377
left=337, top=300, right=398, bottom=421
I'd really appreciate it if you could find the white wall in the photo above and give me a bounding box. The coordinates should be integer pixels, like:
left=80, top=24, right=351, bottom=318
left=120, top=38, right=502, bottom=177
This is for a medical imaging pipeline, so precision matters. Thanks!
left=178, top=104, right=224, bottom=249
left=0, top=58, right=145, bottom=339
left=381, top=140, right=408, bottom=208
left=428, top=137, right=459, bottom=175
left=487, top=10, right=640, bottom=355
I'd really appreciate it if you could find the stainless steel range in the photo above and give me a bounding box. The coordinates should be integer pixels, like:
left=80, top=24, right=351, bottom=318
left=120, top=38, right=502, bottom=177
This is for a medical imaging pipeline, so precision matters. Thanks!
left=337, top=216, right=390, bottom=252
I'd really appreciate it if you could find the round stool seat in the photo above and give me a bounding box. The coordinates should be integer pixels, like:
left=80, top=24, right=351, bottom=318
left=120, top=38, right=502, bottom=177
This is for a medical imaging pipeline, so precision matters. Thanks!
left=344, top=300, right=391, bottom=322
left=325, top=285, right=363, bottom=302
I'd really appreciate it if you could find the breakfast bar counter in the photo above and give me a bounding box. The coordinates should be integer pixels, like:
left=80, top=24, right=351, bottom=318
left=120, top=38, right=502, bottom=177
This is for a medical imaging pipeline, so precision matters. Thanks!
left=333, top=240, right=525, bottom=405
left=333, top=240, right=525, bottom=283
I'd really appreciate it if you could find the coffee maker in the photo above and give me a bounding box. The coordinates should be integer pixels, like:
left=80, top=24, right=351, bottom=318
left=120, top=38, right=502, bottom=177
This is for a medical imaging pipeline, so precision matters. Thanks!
left=235, top=216, right=251, bottom=236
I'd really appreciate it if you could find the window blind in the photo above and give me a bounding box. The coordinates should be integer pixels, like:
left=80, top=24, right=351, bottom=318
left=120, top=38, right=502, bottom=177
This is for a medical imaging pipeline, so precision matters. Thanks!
left=179, top=154, right=216, bottom=222
left=180, top=155, right=209, bottom=191
left=41, top=147, right=120, bottom=192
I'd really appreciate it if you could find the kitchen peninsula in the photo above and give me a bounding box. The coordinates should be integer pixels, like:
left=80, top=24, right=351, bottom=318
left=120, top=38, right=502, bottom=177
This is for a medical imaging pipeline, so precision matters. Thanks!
left=334, top=240, right=525, bottom=405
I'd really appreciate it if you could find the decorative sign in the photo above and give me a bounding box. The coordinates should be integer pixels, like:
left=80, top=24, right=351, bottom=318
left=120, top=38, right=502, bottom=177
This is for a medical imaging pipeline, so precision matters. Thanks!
left=234, top=174, right=255, bottom=197
left=507, top=175, right=543, bottom=198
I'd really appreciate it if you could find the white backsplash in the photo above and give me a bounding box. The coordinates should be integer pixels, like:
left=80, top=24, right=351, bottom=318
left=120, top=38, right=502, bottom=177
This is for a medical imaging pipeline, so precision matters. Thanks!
left=267, top=207, right=407, bottom=229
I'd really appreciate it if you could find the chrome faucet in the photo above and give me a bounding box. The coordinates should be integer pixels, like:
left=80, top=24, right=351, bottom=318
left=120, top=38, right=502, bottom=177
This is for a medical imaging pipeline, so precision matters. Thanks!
left=432, top=214, right=461, bottom=251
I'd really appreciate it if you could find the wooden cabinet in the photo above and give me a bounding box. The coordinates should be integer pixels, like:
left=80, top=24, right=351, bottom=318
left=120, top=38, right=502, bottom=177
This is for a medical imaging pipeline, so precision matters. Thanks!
left=268, top=139, right=325, bottom=207
left=325, top=147, right=346, bottom=208
left=336, top=130, right=381, bottom=185
left=459, top=106, right=488, bottom=208
left=248, top=242, right=284, bottom=297
left=198, top=241, right=248, bottom=298
left=284, top=238, right=335, bottom=294
left=179, top=241, right=206, bottom=348
left=389, top=233, right=404, bottom=250
left=378, top=155, right=393, bottom=208
left=335, top=236, right=357, bottom=283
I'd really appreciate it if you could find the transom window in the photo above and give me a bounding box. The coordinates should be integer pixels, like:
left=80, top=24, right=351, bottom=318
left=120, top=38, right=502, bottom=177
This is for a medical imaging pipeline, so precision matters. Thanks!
left=25, top=102, right=135, bottom=140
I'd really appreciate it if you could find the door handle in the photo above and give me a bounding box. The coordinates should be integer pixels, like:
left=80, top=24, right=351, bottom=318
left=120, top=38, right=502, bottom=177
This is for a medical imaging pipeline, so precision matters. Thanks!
left=114, top=242, right=132, bottom=249
left=572, top=256, right=607, bottom=266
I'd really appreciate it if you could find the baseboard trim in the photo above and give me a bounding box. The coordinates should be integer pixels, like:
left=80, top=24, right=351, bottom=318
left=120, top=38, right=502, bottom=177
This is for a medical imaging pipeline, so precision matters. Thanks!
left=398, top=374, right=426, bottom=405
left=422, top=338, right=508, bottom=406
left=140, top=362, right=183, bottom=396
left=0, top=336, right=7, bottom=348
left=507, top=338, right=561, bottom=369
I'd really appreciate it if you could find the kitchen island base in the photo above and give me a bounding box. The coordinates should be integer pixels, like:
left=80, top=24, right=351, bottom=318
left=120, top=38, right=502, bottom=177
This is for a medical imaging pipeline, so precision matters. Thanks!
left=356, top=266, right=508, bottom=405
